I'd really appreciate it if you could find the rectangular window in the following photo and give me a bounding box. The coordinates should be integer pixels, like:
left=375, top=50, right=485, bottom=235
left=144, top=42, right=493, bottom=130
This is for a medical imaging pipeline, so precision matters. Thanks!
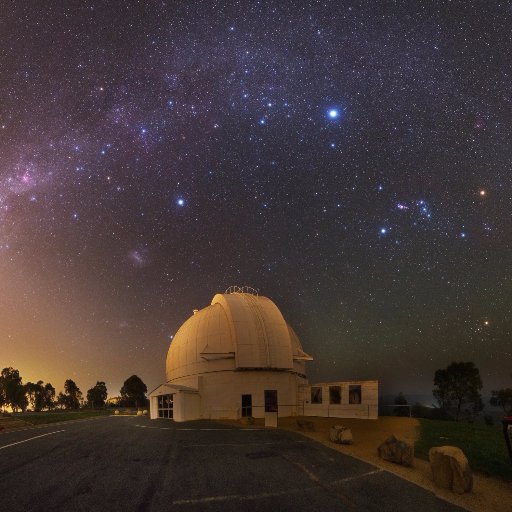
left=157, top=393, right=174, bottom=419
left=349, top=385, right=362, bottom=404
left=329, top=386, right=341, bottom=405
left=311, top=386, right=322, bottom=404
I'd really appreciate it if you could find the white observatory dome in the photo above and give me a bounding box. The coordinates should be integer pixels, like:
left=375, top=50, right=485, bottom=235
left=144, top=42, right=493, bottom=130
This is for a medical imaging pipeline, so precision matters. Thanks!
left=166, top=289, right=312, bottom=383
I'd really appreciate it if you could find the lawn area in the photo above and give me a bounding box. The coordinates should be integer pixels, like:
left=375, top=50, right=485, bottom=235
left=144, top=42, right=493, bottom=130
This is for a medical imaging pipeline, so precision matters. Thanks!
left=416, top=418, right=512, bottom=480
left=11, top=410, right=111, bottom=425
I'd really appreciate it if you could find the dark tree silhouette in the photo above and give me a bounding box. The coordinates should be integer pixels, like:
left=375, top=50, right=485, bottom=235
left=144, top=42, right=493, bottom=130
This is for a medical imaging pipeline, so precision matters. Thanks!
left=87, top=381, right=108, bottom=408
left=58, top=379, right=83, bottom=410
left=433, top=361, right=483, bottom=421
left=25, top=381, right=45, bottom=411
left=490, top=388, right=512, bottom=415
left=43, top=383, right=56, bottom=410
left=120, top=375, right=147, bottom=408
left=0, top=367, right=27, bottom=412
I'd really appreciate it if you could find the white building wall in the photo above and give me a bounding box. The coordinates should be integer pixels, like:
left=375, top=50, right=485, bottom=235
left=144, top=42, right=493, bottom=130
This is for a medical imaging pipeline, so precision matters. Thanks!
left=150, top=395, right=159, bottom=419
left=194, top=370, right=306, bottom=420
left=177, top=392, right=201, bottom=421
left=299, top=380, right=378, bottom=419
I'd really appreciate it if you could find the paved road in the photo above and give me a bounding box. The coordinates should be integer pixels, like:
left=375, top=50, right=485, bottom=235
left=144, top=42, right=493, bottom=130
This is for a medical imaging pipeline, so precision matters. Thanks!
left=0, top=416, right=466, bottom=512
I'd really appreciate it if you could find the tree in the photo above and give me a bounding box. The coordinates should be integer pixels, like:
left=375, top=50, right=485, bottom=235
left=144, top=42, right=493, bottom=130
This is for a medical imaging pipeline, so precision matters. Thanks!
left=490, top=388, right=512, bottom=416
left=58, top=379, right=82, bottom=410
left=0, top=374, right=6, bottom=411
left=0, top=367, right=27, bottom=412
left=393, top=392, right=409, bottom=417
left=433, top=361, right=483, bottom=421
left=87, top=381, right=108, bottom=408
left=120, top=375, right=147, bottom=408
left=43, top=383, right=56, bottom=410
left=25, top=381, right=45, bottom=411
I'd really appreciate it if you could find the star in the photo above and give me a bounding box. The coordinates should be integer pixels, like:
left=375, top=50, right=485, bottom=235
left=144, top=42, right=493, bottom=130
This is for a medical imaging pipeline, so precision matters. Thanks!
left=327, top=109, right=340, bottom=119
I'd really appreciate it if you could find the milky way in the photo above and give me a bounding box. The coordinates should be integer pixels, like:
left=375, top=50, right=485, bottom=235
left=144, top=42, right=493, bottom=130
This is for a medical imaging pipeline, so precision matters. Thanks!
left=1, top=1, right=511, bottom=398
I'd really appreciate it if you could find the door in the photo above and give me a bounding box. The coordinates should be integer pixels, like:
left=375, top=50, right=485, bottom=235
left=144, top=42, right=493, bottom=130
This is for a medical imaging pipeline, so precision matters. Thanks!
left=264, top=390, right=278, bottom=413
left=241, top=394, right=252, bottom=417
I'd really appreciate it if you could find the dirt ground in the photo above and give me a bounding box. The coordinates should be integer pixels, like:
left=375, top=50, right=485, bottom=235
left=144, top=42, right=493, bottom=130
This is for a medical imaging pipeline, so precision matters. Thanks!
left=274, top=416, right=512, bottom=512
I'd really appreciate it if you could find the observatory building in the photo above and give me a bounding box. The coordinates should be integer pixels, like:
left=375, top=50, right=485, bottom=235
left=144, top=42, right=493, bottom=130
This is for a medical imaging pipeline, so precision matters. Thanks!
left=149, top=287, right=378, bottom=422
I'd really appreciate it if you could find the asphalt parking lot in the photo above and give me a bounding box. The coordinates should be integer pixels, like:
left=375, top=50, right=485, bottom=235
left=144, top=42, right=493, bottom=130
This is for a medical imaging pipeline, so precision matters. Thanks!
left=0, top=415, right=465, bottom=512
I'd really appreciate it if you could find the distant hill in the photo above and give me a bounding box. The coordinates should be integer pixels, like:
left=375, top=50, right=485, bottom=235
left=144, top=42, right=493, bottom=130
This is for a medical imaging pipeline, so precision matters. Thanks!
left=379, top=393, right=507, bottom=424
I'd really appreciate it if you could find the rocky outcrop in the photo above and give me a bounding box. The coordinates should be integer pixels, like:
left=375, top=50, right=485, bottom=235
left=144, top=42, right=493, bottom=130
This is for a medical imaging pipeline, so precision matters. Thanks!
left=329, top=425, right=353, bottom=444
left=377, top=435, right=414, bottom=466
left=429, top=446, right=473, bottom=494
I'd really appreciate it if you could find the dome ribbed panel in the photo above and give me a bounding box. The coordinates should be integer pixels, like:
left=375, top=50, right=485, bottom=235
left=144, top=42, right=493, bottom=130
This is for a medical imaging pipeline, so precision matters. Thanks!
left=166, top=292, right=311, bottom=381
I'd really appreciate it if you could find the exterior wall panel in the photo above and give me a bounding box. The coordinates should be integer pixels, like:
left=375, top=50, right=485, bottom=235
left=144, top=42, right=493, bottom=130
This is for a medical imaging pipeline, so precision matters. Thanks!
left=299, top=380, right=379, bottom=419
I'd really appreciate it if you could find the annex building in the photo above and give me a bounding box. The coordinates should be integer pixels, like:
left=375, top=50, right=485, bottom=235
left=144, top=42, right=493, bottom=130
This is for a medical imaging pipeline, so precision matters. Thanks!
left=149, top=287, right=378, bottom=422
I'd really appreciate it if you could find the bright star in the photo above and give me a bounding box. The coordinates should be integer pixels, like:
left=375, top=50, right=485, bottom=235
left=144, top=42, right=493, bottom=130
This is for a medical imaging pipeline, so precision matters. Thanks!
left=328, top=109, right=339, bottom=119
left=177, top=198, right=185, bottom=206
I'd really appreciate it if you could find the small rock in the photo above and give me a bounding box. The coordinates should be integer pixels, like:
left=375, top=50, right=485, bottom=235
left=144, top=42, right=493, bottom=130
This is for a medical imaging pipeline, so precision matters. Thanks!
left=378, top=435, right=414, bottom=467
left=329, top=424, right=353, bottom=444
left=429, top=446, right=473, bottom=494
left=297, top=419, right=315, bottom=431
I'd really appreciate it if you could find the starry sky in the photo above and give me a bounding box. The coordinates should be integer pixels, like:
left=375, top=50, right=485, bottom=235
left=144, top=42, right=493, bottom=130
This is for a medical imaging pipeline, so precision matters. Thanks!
left=1, top=1, right=511, bottom=400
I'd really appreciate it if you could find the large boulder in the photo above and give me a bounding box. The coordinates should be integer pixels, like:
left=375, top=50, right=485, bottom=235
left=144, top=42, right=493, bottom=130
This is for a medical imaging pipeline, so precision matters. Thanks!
left=429, top=446, right=473, bottom=494
left=329, top=425, right=353, bottom=444
left=377, top=435, right=414, bottom=466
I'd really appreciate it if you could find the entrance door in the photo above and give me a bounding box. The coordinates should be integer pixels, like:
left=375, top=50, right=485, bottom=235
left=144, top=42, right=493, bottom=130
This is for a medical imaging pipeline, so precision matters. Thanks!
left=241, top=394, right=252, bottom=417
left=264, top=390, right=278, bottom=413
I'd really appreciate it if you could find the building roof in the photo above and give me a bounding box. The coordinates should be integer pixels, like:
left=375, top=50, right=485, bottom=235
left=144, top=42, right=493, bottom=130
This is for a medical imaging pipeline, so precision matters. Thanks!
left=148, top=383, right=198, bottom=397
left=166, top=291, right=312, bottom=382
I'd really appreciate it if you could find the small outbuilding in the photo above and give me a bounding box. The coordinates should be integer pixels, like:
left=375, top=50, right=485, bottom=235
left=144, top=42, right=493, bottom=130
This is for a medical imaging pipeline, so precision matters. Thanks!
left=149, top=287, right=378, bottom=421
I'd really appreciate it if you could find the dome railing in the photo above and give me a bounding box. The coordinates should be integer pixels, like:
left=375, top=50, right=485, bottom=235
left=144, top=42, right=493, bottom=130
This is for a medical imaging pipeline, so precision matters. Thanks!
left=225, top=285, right=259, bottom=295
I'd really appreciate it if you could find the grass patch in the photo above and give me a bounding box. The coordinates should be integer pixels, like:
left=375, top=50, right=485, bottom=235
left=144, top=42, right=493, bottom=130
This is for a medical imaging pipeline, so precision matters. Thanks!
left=416, top=418, right=512, bottom=480
left=11, top=410, right=111, bottom=425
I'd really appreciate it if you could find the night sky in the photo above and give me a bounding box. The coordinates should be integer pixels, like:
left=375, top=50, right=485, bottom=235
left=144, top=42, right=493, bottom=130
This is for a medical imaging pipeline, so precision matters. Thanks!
left=1, top=1, right=511, bottom=400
